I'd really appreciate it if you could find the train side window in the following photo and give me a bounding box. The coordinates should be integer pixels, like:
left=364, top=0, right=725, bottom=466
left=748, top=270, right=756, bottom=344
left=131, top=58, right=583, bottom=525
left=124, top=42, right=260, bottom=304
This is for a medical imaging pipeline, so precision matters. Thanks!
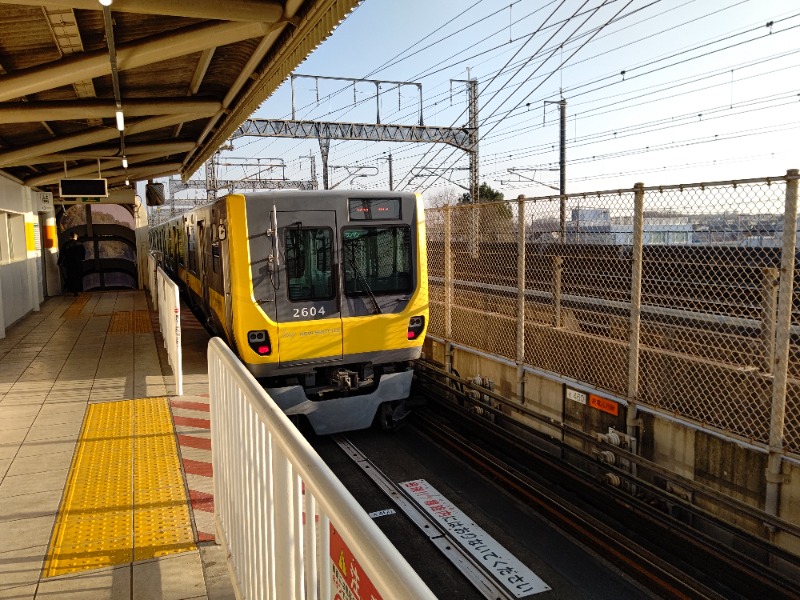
left=285, top=227, right=334, bottom=301
left=187, top=226, right=196, bottom=273
left=178, top=227, right=185, bottom=267
left=211, top=241, right=221, bottom=273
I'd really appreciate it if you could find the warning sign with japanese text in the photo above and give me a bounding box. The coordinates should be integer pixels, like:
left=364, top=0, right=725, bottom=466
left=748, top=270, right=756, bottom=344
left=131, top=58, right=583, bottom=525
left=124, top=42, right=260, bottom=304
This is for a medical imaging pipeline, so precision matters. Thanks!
left=330, top=523, right=382, bottom=600
left=401, top=479, right=550, bottom=597
left=589, top=394, right=619, bottom=416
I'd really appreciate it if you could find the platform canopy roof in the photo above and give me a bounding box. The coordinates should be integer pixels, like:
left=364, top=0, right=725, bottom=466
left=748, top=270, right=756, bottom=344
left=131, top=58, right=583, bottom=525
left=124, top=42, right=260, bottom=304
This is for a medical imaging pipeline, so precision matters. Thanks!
left=0, top=0, right=359, bottom=195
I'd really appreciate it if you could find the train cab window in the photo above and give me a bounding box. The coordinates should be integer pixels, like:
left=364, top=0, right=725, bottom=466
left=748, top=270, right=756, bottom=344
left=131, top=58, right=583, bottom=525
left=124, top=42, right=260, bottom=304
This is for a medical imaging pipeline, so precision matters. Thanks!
left=285, top=227, right=334, bottom=301
left=343, top=226, right=412, bottom=296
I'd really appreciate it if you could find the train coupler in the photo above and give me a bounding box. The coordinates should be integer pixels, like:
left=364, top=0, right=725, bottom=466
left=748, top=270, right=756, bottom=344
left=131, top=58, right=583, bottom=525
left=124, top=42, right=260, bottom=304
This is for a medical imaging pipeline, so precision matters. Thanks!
left=332, top=368, right=360, bottom=392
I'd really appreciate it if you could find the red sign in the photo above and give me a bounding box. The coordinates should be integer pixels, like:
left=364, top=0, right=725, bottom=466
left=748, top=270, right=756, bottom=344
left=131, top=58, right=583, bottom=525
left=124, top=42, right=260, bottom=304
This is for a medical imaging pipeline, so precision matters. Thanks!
left=330, top=524, right=383, bottom=600
left=589, top=394, right=619, bottom=416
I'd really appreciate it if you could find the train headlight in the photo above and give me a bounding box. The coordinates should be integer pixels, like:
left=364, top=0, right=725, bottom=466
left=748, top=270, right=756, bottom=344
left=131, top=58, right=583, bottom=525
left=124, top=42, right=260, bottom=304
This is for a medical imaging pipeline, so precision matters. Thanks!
left=407, top=316, right=425, bottom=340
left=247, top=330, right=272, bottom=355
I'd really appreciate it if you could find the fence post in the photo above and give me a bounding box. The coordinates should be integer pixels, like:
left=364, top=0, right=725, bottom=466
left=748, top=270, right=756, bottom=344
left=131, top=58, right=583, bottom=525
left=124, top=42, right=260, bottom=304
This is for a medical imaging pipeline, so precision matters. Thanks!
left=517, top=196, right=527, bottom=402
left=765, top=168, right=798, bottom=518
left=444, top=203, right=453, bottom=349
left=760, top=267, right=779, bottom=373
left=627, top=183, right=645, bottom=444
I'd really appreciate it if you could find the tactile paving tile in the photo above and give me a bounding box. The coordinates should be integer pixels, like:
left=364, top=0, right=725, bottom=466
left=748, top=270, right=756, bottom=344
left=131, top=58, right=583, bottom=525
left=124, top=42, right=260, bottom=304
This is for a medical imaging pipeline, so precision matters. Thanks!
left=43, top=400, right=134, bottom=577
left=43, top=398, right=195, bottom=577
left=108, top=310, right=153, bottom=334
left=60, top=294, right=91, bottom=319
left=132, top=398, right=194, bottom=561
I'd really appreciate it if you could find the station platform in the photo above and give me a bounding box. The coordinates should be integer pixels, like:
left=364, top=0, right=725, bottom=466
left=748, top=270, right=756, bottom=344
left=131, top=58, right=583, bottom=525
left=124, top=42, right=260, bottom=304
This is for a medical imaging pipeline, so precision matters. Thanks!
left=0, top=291, right=234, bottom=600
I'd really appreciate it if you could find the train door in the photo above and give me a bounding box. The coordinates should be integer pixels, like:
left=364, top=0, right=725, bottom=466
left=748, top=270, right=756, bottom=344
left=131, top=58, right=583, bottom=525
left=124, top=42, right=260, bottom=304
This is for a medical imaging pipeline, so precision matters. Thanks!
left=276, top=210, right=343, bottom=365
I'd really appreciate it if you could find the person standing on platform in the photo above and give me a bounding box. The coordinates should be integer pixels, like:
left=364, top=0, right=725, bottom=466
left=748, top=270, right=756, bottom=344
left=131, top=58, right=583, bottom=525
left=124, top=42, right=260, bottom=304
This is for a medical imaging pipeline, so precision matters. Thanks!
left=58, top=232, right=86, bottom=296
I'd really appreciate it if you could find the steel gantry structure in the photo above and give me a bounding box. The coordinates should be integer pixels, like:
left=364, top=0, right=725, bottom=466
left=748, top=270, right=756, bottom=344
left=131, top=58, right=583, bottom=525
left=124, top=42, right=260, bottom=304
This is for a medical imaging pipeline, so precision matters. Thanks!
left=229, top=76, right=480, bottom=196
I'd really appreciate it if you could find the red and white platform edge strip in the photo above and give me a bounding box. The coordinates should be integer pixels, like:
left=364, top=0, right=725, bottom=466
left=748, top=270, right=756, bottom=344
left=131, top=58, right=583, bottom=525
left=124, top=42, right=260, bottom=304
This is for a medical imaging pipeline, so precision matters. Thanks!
left=171, top=396, right=215, bottom=542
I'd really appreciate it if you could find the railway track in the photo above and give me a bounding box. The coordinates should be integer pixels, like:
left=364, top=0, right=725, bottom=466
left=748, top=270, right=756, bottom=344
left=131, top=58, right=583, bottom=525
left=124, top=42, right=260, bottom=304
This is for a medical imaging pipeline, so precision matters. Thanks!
left=332, top=436, right=535, bottom=600
left=402, top=361, right=800, bottom=599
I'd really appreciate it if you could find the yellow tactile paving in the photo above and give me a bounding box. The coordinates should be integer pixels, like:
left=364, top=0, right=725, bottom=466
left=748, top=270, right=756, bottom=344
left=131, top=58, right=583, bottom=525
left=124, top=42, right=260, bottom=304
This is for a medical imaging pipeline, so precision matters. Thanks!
left=43, top=398, right=195, bottom=577
left=60, top=294, right=90, bottom=319
left=133, top=398, right=194, bottom=561
left=108, top=310, right=153, bottom=334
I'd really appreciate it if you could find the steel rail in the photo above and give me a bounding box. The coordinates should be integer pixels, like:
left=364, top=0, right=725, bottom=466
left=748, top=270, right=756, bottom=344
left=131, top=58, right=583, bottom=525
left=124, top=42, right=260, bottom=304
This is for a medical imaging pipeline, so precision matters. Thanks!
left=413, top=411, right=717, bottom=600
left=414, top=359, right=800, bottom=539
left=412, top=373, right=800, bottom=599
left=332, top=436, right=517, bottom=600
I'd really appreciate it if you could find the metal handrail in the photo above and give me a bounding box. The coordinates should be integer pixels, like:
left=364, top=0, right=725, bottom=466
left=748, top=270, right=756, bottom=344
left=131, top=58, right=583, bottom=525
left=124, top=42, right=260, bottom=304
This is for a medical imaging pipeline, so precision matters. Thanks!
left=147, top=252, right=158, bottom=308
left=208, top=337, right=436, bottom=600
left=157, top=266, right=182, bottom=396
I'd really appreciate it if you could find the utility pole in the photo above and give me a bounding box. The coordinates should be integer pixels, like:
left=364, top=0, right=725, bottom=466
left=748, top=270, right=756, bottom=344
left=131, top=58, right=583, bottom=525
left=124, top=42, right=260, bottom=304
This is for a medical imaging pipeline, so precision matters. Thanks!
left=319, top=136, right=330, bottom=190
left=388, top=152, right=394, bottom=190
left=559, top=98, right=566, bottom=196
left=307, top=151, right=317, bottom=185
left=545, top=98, right=567, bottom=241
left=468, top=78, right=479, bottom=203
left=559, top=98, right=567, bottom=242
left=380, top=152, right=394, bottom=190
left=205, top=154, right=217, bottom=203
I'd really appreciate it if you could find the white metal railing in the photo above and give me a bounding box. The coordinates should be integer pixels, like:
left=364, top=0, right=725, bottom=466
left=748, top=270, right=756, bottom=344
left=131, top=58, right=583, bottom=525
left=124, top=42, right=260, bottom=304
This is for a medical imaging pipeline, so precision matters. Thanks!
left=157, top=266, right=182, bottom=396
left=147, top=252, right=158, bottom=308
left=208, top=337, right=436, bottom=600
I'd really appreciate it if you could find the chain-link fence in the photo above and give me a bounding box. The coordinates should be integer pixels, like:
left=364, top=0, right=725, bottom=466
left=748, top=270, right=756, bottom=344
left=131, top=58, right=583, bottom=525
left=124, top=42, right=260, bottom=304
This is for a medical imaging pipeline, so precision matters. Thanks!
left=426, top=171, right=799, bottom=456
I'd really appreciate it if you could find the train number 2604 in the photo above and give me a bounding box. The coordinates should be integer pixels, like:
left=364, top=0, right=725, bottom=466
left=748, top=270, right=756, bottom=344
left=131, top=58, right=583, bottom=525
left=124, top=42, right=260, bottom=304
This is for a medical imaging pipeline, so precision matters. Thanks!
left=293, top=306, right=326, bottom=318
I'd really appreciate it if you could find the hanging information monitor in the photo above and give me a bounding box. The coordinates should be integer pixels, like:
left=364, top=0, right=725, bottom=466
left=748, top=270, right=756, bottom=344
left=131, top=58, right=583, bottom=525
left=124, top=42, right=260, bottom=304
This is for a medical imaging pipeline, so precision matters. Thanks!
left=59, top=178, right=108, bottom=198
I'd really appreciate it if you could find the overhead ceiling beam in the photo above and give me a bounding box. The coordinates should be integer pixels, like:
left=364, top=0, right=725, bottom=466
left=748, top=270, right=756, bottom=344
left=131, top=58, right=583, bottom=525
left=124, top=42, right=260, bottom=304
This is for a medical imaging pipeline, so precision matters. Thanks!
left=185, top=0, right=361, bottom=176
left=26, top=152, right=182, bottom=186
left=0, top=0, right=283, bottom=22
left=173, top=48, right=216, bottom=138
left=0, top=99, right=223, bottom=123
left=0, top=113, right=202, bottom=167
left=32, top=142, right=197, bottom=164
left=184, top=3, right=302, bottom=174
left=0, top=20, right=270, bottom=102
left=106, top=162, right=184, bottom=185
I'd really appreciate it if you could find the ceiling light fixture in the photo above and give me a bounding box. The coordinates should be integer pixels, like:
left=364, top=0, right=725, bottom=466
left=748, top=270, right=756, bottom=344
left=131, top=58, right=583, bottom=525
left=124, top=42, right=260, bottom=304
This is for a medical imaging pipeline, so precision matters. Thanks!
left=125, top=179, right=130, bottom=186
left=115, top=110, right=124, bottom=131
left=98, top=0, right=113, bottom=6
left=122, top=157, right=128, bottom=168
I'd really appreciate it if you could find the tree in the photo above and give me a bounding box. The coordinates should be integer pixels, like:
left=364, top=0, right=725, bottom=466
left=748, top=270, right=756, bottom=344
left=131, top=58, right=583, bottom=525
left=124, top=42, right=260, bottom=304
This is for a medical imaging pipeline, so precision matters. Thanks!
left=454, top=182, right=515, bottom=242
left=459, top=182, right=505, bottom=204
left=425, top=187, right=461, bottom=208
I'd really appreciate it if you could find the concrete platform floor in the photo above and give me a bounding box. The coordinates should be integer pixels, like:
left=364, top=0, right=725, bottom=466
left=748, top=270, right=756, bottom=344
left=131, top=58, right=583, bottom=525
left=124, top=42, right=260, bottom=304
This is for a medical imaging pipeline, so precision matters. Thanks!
left=0, top=291, right=234, bottom=600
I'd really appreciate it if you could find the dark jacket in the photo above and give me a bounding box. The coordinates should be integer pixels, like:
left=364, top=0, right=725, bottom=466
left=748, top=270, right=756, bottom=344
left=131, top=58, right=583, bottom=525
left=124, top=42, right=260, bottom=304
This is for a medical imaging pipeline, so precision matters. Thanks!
left=58, top=238, right=86, bottom=293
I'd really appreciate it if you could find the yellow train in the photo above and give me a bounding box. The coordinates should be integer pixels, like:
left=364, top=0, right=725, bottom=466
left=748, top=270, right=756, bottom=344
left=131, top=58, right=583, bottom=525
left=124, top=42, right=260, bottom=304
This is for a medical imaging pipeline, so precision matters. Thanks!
left=149, top=190, right=428, bottom=434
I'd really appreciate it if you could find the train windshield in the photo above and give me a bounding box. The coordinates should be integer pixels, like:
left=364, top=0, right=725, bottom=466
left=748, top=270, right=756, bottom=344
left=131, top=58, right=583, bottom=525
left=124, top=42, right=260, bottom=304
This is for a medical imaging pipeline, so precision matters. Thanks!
left=343, top=226, right=413, bottom=296
left=285, top=227, right=334, bottom=301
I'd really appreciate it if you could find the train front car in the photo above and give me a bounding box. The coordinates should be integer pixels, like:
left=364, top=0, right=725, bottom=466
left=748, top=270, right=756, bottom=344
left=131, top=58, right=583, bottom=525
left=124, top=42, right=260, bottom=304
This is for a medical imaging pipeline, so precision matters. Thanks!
left=226, top=190, right=428, bottom=434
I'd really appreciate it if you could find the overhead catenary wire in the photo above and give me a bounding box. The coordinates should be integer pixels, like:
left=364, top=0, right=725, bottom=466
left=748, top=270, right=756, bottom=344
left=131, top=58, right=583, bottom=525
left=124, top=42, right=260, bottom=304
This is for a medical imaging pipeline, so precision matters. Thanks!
left=228, top=1, right=793, bottom=197
left=409, top=0, right=638, bottom=195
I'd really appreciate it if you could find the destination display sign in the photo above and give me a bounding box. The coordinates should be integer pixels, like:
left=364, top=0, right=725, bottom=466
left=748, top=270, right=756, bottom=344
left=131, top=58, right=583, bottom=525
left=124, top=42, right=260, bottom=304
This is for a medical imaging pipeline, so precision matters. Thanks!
left=348, top=198, right=401, bottom=220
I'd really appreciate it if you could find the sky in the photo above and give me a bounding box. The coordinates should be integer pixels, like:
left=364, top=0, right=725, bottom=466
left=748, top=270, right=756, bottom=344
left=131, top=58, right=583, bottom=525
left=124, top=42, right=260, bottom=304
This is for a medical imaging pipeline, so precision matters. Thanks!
left=165, top=0, right=800, bottom=205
